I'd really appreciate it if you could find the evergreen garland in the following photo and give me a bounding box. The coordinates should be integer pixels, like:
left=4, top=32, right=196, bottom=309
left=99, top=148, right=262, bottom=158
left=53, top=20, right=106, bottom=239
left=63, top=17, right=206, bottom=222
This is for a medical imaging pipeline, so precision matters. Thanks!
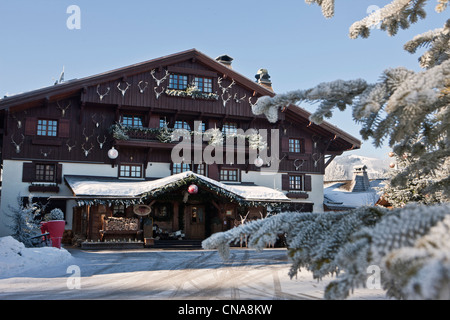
left=110, top=123, right=268, bottom=150
left=165, top=85, right=219, bottom=100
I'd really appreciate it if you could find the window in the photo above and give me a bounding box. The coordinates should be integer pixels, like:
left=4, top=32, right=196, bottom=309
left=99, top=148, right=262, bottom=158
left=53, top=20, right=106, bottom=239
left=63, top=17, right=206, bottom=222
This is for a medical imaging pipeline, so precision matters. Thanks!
left=173, top=163, right=191, bottom=174
left=35, top=164, right=55, bottom=182
left=289, top=138, right=302, bottom=153
left=289, top=175, right=303, bottom=190
left=174, top=120, right=191, bottom=130
left=121, top=115, right=143, bottom=128
left=37, top=119, right=58, bottom=137
left=220, top=168, right=239, bottom=182
left=196, top=163, right=206, bottom=175
left=119, top=164, right=143, bottom=178
left=160, top=118, right=168, bottom=128
left=222, top=122, right=238, bottom=135
left=113, top=205, right=126, bottom=217
left=194, top=77, right=213, bottom=93
left=169, top=74, right=188, bottom=90
left=195, top=121, right=206, bottom=133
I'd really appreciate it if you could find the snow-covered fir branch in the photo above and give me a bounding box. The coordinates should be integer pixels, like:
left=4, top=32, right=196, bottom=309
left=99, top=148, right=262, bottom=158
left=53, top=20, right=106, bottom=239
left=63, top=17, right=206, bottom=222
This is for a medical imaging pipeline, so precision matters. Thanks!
left=203, top=203, right=450, bottom=299
left=404, top=19, right=450, bottom=68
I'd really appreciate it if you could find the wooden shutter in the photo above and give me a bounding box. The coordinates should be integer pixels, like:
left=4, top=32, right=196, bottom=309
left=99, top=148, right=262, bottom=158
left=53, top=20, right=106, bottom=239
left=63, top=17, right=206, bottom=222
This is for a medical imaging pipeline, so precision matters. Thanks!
left=22, top=163, right=35, bottom=182
left=208, top=164, right=219, bottom=181
left=281, top=174, right=290, bottom=191
left=281, top=137, right=289, bottom=153
left=58, top=119, right=70, bottom=138
left=304, top=138, right=312, bottom=154
left=24, top=117, right=37, bottom=136
left=149, top=115, right=160, bottom=128
left=56, top=164, right=63, bottom=184
left=304, top=175, right=312, bottom=192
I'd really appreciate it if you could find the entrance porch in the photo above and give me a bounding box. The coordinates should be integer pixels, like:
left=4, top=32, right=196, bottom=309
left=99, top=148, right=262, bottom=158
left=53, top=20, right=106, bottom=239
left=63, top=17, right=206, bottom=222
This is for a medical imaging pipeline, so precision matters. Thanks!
left=61, top=171, right=291, bottom=246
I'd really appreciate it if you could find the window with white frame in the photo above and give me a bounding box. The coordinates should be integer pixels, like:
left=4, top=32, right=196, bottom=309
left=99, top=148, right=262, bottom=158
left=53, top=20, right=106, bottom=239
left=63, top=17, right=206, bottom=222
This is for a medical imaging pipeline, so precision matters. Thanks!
left=173, top=163, right=191, bottom=174
left=119, top=164, right=143, bottom=178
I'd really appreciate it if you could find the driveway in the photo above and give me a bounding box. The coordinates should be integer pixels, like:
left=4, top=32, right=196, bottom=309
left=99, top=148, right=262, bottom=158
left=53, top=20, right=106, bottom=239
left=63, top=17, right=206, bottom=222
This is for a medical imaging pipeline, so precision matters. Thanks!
left=0, top=247, right=386, bottom=300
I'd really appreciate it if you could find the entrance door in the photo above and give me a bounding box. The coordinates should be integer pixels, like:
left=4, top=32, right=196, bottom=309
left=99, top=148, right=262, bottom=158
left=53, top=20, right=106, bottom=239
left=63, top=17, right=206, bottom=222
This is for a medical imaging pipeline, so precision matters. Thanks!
left=185, top=205, right=205, bottom=239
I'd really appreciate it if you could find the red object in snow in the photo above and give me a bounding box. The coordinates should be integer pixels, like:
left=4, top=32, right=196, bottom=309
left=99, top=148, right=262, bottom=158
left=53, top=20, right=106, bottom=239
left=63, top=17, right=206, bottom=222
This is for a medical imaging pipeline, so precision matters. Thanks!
left=188, top=184, right=198, bottom=194
left=46, top=220, right=65, bottom=249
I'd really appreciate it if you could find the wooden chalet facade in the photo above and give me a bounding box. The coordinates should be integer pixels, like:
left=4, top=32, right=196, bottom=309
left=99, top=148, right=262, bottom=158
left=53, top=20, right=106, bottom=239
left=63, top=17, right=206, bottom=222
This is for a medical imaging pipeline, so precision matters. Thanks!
left=0, top=49, right=360, bottom=243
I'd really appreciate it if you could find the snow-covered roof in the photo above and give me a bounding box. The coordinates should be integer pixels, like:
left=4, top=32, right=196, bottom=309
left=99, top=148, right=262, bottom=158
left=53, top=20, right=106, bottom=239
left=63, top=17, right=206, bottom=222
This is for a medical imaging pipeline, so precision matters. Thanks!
left=323, top=180, right=385, bottom=210
left=64, top=171, right=290, bottom=203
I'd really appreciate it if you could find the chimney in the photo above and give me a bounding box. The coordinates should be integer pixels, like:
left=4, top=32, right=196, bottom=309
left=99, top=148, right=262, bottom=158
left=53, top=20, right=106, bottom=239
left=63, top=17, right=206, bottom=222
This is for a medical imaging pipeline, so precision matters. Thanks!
left=255, top=68, right=273, bottom=92
left=350, top=165, right=371, bottom=192
left=215, top=54, right=233, bottom=69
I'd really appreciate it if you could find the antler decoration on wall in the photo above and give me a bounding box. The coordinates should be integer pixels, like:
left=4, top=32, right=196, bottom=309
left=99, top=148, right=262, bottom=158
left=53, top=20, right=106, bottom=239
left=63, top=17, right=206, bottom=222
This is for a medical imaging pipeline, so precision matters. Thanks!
left=248, top=97, right=257, bottom=109
left=57, top=101, right=71, bottom=117
left=66, top=140, right=76, bottom=152
left=97, top=135, right=107, bottom=149
left=91, top=114, right=105, bottom=128
left=218, top=77, right=235, bottom=107
left=40, top=149, right=52, bottom=158
left=11, top=114, right=22, bottom=129
left=81, top=143, right=94, bottom=157
left=11, top=134, right=25, bottom=153
left=234, top=93, right=247, bottom=103
left=266, top=153, right=287, bottom=167
left=117, top=81, right=131, bottom=97
left=82, top=128, right=94, bottom=143
left=96, top=85, right=110, bottom=101
left=312, top=153, right=323, bottom=168
left=294, top=159, right=305, bottom=171
left=154, top=86, right=165, bottom=100
left=138, top=81, right=149, bottom=93
left=312, top=135, right=321, bottom=149
left=150, top=69, right=170, bottom=87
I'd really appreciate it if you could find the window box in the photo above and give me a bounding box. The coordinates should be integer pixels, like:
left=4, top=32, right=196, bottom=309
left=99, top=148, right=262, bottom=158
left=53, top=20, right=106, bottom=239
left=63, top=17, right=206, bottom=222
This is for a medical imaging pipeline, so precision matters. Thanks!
left=286, top=192, right=309, bottom=199
left=28, top=184, right=60, bottom=193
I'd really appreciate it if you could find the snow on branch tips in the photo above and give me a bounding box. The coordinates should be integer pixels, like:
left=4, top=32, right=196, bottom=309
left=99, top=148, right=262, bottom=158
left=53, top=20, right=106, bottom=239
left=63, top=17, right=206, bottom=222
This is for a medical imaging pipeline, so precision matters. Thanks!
left=349, top=0, right=427, bottom=39
left=203, top=203, right=450, bottom=299
left=252, top=79, right=367, bottom=124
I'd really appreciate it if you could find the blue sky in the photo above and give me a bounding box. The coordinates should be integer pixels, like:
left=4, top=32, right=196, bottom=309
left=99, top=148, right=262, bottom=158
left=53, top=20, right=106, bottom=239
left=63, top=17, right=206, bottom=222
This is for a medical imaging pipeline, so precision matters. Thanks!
left=0, top=1, right=447, bottom=160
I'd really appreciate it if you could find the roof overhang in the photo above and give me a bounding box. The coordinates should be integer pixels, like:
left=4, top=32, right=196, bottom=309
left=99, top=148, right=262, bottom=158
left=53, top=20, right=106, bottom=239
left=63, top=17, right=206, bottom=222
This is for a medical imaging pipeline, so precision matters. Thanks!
left=284, top=104, right=361, bottom=153
left=62, top=171, right=290, bottom=207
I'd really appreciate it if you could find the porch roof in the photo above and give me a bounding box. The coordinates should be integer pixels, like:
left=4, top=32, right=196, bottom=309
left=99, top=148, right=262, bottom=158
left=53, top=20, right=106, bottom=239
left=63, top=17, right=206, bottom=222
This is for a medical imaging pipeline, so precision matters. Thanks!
left=64, top=171, right=290, bottom=206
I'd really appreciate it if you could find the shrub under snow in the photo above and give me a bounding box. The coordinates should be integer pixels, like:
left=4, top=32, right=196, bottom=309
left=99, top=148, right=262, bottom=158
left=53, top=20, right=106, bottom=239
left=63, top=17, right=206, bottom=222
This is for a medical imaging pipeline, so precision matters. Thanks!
left=0, top=236, right=73, bottom=278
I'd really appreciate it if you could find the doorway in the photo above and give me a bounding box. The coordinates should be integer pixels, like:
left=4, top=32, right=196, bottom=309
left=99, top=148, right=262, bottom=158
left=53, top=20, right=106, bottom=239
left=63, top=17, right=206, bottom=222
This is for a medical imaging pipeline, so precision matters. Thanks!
left=185, top=205, right=205, bottom=239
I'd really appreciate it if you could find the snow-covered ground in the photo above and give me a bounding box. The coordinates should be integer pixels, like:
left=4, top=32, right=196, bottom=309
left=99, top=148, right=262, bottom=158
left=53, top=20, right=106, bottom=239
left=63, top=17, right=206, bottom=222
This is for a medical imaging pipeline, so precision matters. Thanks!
left=0, top=236, right=388, bottom=300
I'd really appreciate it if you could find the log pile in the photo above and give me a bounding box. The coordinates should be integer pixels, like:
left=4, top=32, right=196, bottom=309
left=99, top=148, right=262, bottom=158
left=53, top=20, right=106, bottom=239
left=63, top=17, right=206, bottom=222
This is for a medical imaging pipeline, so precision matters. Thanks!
left=104, top=217, right=139, bottom=231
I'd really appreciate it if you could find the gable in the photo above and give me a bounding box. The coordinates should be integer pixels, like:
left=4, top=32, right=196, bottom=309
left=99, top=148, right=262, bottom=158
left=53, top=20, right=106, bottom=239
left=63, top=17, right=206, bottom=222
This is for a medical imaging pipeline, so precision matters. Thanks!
left=80, top=57, right=264, bottom=119
left=0, top=49, right=274, bottom=115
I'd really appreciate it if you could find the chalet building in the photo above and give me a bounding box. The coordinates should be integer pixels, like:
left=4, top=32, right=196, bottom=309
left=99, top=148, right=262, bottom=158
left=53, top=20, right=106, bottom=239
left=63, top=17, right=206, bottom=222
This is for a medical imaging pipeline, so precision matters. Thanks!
left=0, top=49, right=360, bottom=244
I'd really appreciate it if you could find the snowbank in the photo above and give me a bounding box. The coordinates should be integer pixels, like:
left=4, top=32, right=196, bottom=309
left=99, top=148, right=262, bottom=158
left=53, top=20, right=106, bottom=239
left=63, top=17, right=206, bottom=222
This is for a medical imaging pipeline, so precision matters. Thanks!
left=0, top=236, right=73, bottom=278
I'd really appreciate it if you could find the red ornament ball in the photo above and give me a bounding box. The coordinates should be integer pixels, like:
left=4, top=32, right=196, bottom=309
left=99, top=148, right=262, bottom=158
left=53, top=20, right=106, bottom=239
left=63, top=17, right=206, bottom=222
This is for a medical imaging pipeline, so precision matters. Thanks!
left=188, top=184, right=198, bottom=194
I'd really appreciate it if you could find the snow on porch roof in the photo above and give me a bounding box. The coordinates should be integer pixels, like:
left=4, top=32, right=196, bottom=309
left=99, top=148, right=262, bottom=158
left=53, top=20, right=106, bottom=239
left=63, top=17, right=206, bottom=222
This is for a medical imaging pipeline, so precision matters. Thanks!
left=64, top=171, right=290, bottom=203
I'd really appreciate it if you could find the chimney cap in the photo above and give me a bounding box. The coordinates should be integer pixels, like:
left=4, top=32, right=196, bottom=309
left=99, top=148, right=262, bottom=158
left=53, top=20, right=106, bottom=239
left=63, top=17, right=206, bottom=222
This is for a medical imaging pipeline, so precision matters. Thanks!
left=215, top=54, right=234, bottom=66
left=255, top=68, right=271, bottom=84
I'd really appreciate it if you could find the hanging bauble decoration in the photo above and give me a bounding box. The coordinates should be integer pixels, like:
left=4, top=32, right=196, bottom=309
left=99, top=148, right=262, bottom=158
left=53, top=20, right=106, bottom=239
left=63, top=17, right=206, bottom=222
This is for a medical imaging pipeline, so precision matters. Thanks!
left=388, top=151, right=395, bottom=158
left=188, top=184, right=199, bottom=194
left=254, top=156, right=264, bottom=167
left=108, top=146, right=119, bottom=160
left=389, top=162, right=396, bottom=168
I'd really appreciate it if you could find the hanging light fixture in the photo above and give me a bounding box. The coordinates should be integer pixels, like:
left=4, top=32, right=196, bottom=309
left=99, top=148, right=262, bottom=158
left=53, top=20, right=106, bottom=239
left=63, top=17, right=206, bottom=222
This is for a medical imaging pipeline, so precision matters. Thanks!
left=107, top=146, right=119, bottom=160
left=254, top=156, right=264, bottom=167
